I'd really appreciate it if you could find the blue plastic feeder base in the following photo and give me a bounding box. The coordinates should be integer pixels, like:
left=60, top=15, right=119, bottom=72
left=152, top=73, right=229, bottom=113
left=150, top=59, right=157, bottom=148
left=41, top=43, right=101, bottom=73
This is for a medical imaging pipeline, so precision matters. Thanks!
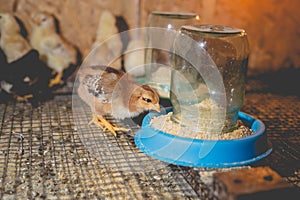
left=134, top=110, right=272, bottom=168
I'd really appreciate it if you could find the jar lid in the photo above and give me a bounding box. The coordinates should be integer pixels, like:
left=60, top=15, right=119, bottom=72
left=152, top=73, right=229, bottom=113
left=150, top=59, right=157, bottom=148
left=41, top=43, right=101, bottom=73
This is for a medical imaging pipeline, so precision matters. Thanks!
left=182, top=25, right=245, bottom=34
left=151, top=11, right=198, bottom=19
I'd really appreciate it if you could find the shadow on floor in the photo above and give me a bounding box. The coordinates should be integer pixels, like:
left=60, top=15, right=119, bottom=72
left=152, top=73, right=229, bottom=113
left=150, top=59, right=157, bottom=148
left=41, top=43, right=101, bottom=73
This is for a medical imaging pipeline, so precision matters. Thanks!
left=249, top=67, right=300, bottom=96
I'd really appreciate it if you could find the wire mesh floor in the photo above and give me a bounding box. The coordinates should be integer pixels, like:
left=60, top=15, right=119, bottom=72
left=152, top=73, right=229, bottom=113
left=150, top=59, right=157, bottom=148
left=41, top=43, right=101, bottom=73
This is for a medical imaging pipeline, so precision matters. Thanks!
left=0, top=95, right=214, bottom=199
left=72, top=94, right=170, bottom=173
left=0, top=77, right=300, bottom=199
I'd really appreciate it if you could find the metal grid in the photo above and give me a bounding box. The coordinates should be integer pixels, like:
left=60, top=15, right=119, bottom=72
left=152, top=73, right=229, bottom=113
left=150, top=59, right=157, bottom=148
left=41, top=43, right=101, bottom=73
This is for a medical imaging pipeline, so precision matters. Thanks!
left=0, top=95, right=202, bottom=199
left=0, top=78, right=299, bottom=199
left=72, top=94, right=169, bottom=173
left=242, top=92, right=300, bottom=186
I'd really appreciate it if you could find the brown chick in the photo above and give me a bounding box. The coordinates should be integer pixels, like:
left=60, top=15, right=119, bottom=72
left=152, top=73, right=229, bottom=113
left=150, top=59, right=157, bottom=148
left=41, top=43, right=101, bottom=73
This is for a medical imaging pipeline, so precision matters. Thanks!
left=77, top=65, right=160, bottom=136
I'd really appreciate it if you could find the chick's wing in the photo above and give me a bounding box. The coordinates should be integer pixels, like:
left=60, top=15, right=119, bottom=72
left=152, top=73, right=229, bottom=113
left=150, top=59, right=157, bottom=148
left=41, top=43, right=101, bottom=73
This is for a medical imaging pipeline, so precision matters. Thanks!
left=80, top=66, right=125, bottom=103
left=40, top=36, right=77, bottom=70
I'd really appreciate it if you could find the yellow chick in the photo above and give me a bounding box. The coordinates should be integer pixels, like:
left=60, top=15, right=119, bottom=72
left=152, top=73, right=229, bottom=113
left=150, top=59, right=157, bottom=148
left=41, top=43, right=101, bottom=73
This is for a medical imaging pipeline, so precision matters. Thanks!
left=77, top=65, right=160, bottom=136
left=85, top=10, right=123, bottom=70
left=29, top=12, right=77, bottom=87
left=0, top=13, right=31, bottom=63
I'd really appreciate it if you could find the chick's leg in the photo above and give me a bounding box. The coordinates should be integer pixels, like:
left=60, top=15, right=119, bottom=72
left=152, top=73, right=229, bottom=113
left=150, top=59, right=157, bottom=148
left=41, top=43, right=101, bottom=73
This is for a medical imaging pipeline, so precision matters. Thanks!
left=89, top=114, right=129, bottom=136
left=49, top=71, right=64, bottom=87
left=16, top=94, right=33, bottom=102
left=89, top=114, right=106, bottom=129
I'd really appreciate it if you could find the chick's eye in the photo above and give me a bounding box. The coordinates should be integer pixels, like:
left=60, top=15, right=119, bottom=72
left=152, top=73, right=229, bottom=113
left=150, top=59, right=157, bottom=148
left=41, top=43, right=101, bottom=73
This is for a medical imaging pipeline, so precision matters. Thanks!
left=142, top=97, right=152, bottom=103
left=42, top=18, right=47, bottom=22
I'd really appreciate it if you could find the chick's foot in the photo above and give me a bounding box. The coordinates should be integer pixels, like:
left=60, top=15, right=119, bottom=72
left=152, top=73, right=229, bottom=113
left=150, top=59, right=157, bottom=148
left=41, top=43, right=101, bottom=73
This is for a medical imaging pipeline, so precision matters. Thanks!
left=89, top=114, right=129, bottom=136
left=49, top=71, right=64, bottom=87
left=16, top=94, right=33, bottom=102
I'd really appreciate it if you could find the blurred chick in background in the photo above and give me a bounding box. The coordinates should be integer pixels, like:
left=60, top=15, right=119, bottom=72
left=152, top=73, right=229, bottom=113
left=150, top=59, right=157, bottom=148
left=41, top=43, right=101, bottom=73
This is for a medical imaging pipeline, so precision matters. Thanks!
left=77, top=65, right=160, bottom=136
left=0, top=12, right=53, bottom=104
left=84, top=10, right=123, bottom=70
left=0, top=13, right=31, bottom=63
left=30, top=12, right=78, bottom=87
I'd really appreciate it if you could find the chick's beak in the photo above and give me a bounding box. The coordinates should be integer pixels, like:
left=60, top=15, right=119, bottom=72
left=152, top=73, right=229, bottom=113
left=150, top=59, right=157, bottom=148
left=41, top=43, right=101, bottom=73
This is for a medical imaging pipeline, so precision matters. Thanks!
left=32, top=18, right=41, bottom=26
left=35, top=19, right=41, bottom=26
left=152, top=103, right=161, bottom=113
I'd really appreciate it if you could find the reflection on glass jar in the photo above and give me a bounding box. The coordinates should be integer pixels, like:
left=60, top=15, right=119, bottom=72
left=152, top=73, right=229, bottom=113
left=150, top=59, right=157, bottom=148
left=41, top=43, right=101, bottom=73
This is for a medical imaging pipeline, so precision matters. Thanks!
left=145, top=12, right=199, bottom=98
left=170, top=25, right=249, bottom=134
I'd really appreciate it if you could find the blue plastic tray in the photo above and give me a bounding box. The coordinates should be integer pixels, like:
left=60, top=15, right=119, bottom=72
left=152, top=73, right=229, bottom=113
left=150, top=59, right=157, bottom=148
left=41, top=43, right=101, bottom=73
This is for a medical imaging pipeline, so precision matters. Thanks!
left=134, top=110, right=272, bottom=168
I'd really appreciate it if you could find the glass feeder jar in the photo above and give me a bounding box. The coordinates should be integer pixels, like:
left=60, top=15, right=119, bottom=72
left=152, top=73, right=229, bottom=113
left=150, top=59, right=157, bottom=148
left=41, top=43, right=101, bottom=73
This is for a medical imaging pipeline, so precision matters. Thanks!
left=170, top=25, right=249, bottom=134
left=145, top=11, right=199, bottom=98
